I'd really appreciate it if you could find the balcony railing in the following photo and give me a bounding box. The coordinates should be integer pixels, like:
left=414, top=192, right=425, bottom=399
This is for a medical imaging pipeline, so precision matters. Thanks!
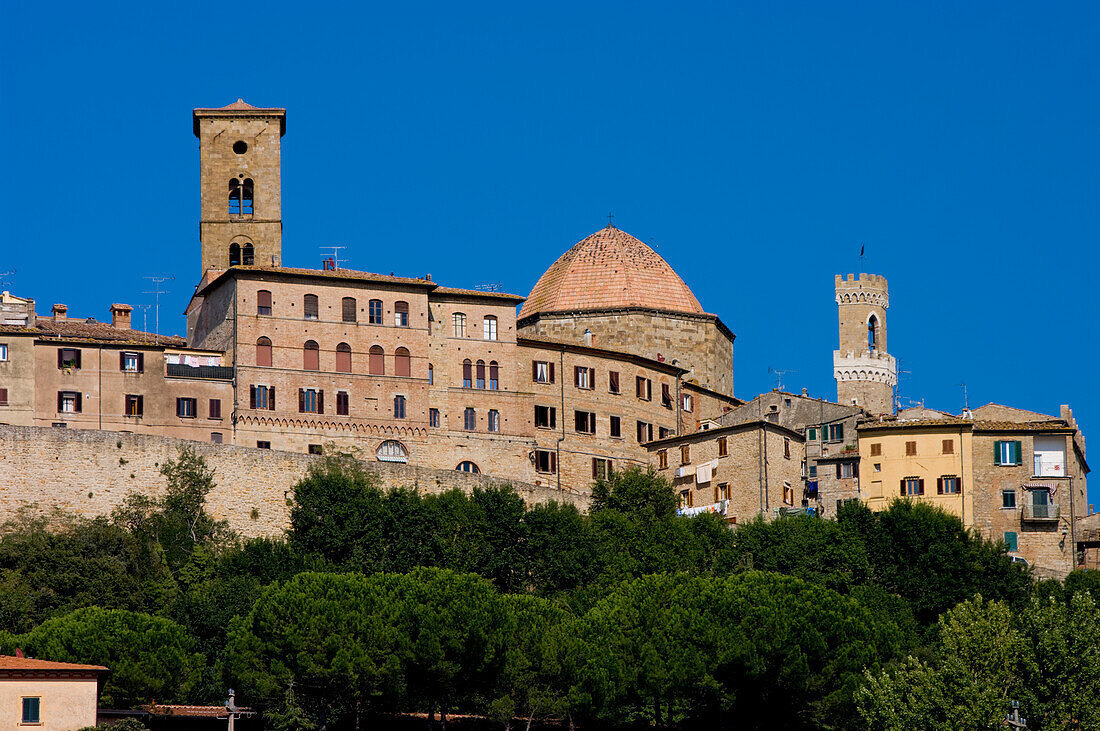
left=166, top=363, right=235, bottom=381
left=1021, top=503, right=1060, bottom=522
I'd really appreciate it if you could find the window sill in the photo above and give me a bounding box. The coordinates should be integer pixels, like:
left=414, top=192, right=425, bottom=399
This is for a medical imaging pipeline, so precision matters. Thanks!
left=1032, top=474, right=1069, bottom=480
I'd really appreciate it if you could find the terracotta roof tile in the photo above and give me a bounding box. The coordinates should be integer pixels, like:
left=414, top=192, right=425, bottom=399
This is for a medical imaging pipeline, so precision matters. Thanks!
left=430, top=286, right=525, bottom=302
left=519, top=226, right=705, bottom=318
left=0, top=319, right=184, bottom=347
left=0, top=655, right=108, bottom=672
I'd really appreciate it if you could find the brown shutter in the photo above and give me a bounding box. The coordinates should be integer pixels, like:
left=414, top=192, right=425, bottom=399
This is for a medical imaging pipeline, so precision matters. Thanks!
left=269, top=388, right=275, bottom=410
left=551, top=452, right=557, bottom=473
left=937, top=477, right=944, bottom=494
left=900, top=479, right=906, bottom=497
left=250, top=386, right=256, bottom=409
left=592, top=458, right=598, bottom=479
left=574, top=366, right=581, bottom=386
left=318, top=390, right=324, bottom=414
left=853, top=461, right=859, bottom=478
left=549, top=407, right=556, bottom=429
left=0, top=388, right=7, bottom=405
left=532, top=361, right=538, bottom=381
left=918, top=479, right=925, bottom=495
left=57, top=349, right=64, bottom=369
left=549, top=362, right=555, bottom=383
left=137, top=353, right=144, bottom=372
left=299, top=389, right=305, bottom=412
left=75, top=392, right=82, bottom=412
left=836, top=463, right=842, bottom=479
left=120, top=352, right=126, bottom=370
left=609, top=371, right=619, bottom=392
left=74, top=350, right=81, bottom=368
left=57, top=392, right=63, bottom=411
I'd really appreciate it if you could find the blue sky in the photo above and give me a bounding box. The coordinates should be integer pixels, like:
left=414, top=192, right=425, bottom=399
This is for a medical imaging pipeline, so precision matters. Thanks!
left=2, top=2, right=1097, bottom=504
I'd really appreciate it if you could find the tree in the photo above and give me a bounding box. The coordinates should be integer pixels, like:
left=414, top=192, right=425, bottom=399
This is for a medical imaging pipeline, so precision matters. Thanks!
left=494, top=594, right=575, bottom=731
left=525, top=501, right=596, bottom=594
left=589, top=466, right=676, bottom=520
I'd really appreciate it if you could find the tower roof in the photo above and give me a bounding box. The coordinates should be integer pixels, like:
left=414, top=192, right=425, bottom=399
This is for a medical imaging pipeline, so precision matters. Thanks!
left=193, top=99, right=286, bottom=137
left=519, top=226, right=705, bottom=318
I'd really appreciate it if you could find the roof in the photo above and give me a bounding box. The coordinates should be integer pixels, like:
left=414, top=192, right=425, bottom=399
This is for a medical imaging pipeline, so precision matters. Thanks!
left=857, top=417, right=1074, bottom=433
left=0, top=319, right=185, bottom=347
left=645, top=418, right=805, bottom=449
left=517, top=336, right=687, bottom=376
left=193, top=98, right=286, bottom=136
left=0, top=655, right=108, bottom=673
left=195, top=265, right=436, bottom=297
left=145, top=703, right=236, bottom=718
left=431, top=286, right=525, bottom=302
left=519, top=226, right=705, bottom=318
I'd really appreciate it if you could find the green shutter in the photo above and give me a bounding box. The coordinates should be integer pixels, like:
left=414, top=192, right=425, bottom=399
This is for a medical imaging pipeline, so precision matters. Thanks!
left=1014, top=440, right=1023, bottom=465
left=1004, top=531, right=1018, bottom=552
left=836, top=424, right=844, bottom=440
left=994, top=441, right=1002, bottom=465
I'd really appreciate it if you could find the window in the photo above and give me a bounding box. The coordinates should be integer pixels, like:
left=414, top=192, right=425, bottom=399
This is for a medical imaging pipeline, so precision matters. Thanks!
left=464, top=407, right=476, bottom=431
left=0, top=343, right=6, bottom=361
left=807, top=427, right=818, bottom=441
left=868, top=314, right=879, bottom=350
left=58, top=347, right=81, bottom=369
left=22, top=697, right=40, bottom=724
left=809, top=464, right=818, bottom=478
left=342, top=297, right=357, bottom=323
left=682, top=393, right=694, bottom=412
left=610, top=415, right=621, bottom=438
left=575, top=366, right=594, bottom=389
left=243, top=242, right=256, bottom=265
left=905, top=441, right=917, bottom=456
left=609, top=371, right=620, bottom=394
left=873, top=463, right=880, bottom=472
left=533, top=360, right=554, bottom=383
left=337, top=390, right=350, bottom=416
left=369, top=345, right=385, bottom=375
left=452, top=312, right=467, bottom=337
left=718, top=437, right=728, bottom=457
left=303, top=340, right=320, bottom=370
left=428, top=363, right=434, bottom=385
left=211, top=432, right=223, bottom=444
left=575, top=410, right=596, bottom=434
left=177, top=397, right=197, bottom=418
left=369, top=299, right=384, bottom=324
left=303, top=294, right=319, bottom=321
left=535, top=449, right=557, bottom=474
left=378, top=440, right=408, bottom=463
left=299, top=388, right=323, bottom=414
left=121, top=351, right=143, bottom=372
left=125, top=394, right=143, bottom=416
left=900, top=477, right=924, bottom=496
left=784, top=438, right=791, bottom=459
left=257, top=290, right=272, bottom=315
left=535, top=405, right=556, bottom=429
left=938, top=475, right=961, bottom=494
left=592, top=458, right=612, bottom=480
left=488, top=409, right=500, bottom=432
left=826, top=424, right=844, bottom=441
left=483, top=315, right=498, bottom=341
left=336, top=342, right=352, bottom=373
left=679, top=490, right=694, bottom=509
left=257, top=441, right=271, bottom=449
left=718, top=483, right=731, bottom=501
left=489, top=361, right=499, bottom=390
left=658, top=450, right=668, bottom=469
left=680, top=445, right=691, bottom=465
left=1033, top=435, right=1067, bottom=477
left=256, top=337, right=272, bottom=367
left=476, top=360, right=486, bottom=389
left=395, top=301, right=409, bottom=327
left=395, top=347, right=411, bottom=377
left=995, top=440, right=1023, bottom=466
left=308, top=444, right=323, bottom=455
left=1002, top=489, right=1017, bottom=509
left=659, top=427, right=671, bottom=439
left=394, top=395, right=406, bottom=418
left=457, top=460, right=480, bottom=473
left=637, top=421, right=653, bottom=443
left=1004, top=531, right=1018, bottom=552
left=228, top=241, right=254, bottom=265
left=0, top=388, right=7, bottom=405
left=250, top=385, right=275, bottom=410
left=661, top=383, right=673, bottom=408
left=429, top=408, right=440, bottom=427
left=838, top=462, right=855, bottom=478
left=462, top=359, right=473, bottom=388
left=942, top=439, right=954, bottom=455
left=228, top=177, right=254, bottom=215
left=870, top=442, right=882, bottom=456
left=783, top=482, right=795, bottom=505
left=209, top=399, right=221, bottom=419
left=636, top=376, right=652, bottom=400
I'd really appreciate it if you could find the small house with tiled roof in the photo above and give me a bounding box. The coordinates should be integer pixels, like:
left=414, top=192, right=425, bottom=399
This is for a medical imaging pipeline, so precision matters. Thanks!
left=0, top=653, right=108, bottom=730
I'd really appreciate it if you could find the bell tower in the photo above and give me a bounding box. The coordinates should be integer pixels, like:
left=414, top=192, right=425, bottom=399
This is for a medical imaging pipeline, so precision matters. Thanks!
left=833, top=273, right=896, bottom=415
left=193, top=99, right=285, bottom=272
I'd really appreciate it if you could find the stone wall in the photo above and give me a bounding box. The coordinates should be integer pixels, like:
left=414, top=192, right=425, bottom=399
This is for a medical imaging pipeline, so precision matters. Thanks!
left=0, top=425, right=586, bottom=538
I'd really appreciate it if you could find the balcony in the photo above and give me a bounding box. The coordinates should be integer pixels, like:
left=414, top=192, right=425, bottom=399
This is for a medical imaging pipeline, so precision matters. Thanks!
left=1021, top=502, right=1060, bottom=522
left=166, top=363, right=235, bottom=381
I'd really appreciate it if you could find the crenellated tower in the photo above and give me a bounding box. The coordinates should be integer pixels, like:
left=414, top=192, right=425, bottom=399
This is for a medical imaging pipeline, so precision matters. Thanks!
left=193, top=99, right=285, bottom=273
left=834, top=273, right=896, bottom=415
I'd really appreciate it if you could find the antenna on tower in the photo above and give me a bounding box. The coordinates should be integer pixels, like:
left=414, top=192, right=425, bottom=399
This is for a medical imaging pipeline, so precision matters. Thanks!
left=142, top=276, right=174, bottom=345
left=768, top=366, right=797, bottom=392
left=319, top=246, right=347, bottom=271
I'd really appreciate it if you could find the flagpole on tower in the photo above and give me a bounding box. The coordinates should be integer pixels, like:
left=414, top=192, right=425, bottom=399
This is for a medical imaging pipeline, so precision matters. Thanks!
left=859, top=243, right=865, bottom=272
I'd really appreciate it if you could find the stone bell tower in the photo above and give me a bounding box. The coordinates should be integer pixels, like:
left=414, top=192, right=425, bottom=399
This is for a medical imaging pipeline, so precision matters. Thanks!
left=834, top=273, right=896, bottom=415
left=193, top=99, right=285, bottom=272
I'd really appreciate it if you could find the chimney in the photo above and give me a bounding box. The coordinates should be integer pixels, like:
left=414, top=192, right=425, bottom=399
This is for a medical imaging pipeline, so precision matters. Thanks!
left=110, top=303, right=133, bottom=330
left=584, top=329, right=592, bottom=347
left=52, top=304, right=68, bottom=320
left=802, top=388, right=808, bottom=396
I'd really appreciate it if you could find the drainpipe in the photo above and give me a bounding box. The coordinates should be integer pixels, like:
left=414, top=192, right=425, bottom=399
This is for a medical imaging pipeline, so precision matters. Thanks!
left=98, top=345, right=103, bottom=430
left=959, top=425, right=966, bottom=527
left=763, top=424, right=769, bottom=514
left=758, top=425, right=765, bottom=517
left=556, top=346, right=565, bottom=491
left=675, top=372, right=682, bottom=436
left=232, top=277, right=239, bottom=442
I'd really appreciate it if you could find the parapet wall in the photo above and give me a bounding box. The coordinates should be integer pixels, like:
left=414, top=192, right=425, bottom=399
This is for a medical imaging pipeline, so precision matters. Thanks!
left=0, top=426, right=587, bottom=538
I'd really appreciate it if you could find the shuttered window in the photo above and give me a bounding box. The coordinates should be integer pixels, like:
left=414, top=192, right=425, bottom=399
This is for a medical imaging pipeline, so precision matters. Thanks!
left=905, top=441, right=917, bottom=456
left=609, top=371, right=620, bottom=394
left=256, top=337, right=272, bottom=367
left=535, top=450, right=557, bottom=474
left=369, top=346, right=385, bottom=375
left=462, top=359, right=472, bottom=388
left=336, top=343, right=352, bottom=373
left=900, top=477, right=924, bottom=496
left=209, top=399, right=221, bottom=419
left=489, top=361, right=499, bottom=390
left=476, top=360, right=486, bottom=388
left=533, top=361, right=554, bottom=383
left=337, top=391, right=350, bottom=416
left=395, top=348, right=411, bottom=377
left=303, top=294, right=319, bottom=320
left=395, top=301, right=409, bottom=327
left=610, top=415, right=621, bottom=438
left=994, top=440, right=1023, bottom=466
left=303, top=340, right=320, bottom=370
left=342, top=297, right=357, bottom=323
left=257, top=289, right=272, bottom=315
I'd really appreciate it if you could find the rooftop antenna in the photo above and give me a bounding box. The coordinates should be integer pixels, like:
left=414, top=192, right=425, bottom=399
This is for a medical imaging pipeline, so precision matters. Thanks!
left=142, top=276, right=174, bottom=345
left=768, top=366, right=797, bottom=392
left=319, top=246, right=347, bottom=271
left=958, top=382, right=970, bottom=413
left=473, top=283, right=503, bottom=292
left=893, top=356, right=912, bottom=412
left=134, top=304, right=152, bottom=334
left=0, top=269, right=15, bottom=291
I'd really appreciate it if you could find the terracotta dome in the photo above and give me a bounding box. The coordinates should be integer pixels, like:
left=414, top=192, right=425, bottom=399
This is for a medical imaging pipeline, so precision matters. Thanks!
left=520, top=226, right=704, bottom=318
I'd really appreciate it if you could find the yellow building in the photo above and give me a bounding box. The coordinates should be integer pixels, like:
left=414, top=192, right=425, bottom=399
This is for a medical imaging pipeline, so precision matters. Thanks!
left=0, top=654, right=108, bottom=730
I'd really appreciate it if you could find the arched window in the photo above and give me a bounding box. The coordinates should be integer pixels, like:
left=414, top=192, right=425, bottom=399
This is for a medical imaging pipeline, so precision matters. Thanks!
left=241, top=178, right=254, bottom=214
left=395, top=347, right=411, bottom=377
left=377, top=440, right=408, bottom=464
left=464, top=407, right=476, bottom=431
left=394, top=301, right=409, bottom=327
left=489, top=361, right=499, bottom=390
left=369, top=345, right=385, bottom=375
left=229, top=179, right=241, bottom=214
left=428, top=363, right=434, bottom=385
left=476, top=360, right=486, bottom=389
left=868, top=314, right=879, bottom=350
left=303, top=340, right=320, bottom=370
left=456, top=460, right=480, bottom=473
left=242, top=243, right=254, bottom=265
left=342, top=297, right=357, bottom=323
left=483, top=315, right=498, bottom=341
left=462, top=359, right=472, bottom=388
left=229, top=242, right=241, bottom=266
left=394, top=395, right=406, bottom=418
left=336, top=343, right=352, bottom=373
left=453, top=312, right=467, bottom=338
left=368, top=299, right=383, bottom=324
left=303, top=294, right=319, bottom=321
left=257, top=290, right=272, bottom=315
left=256, top=337, right=272, bottom=367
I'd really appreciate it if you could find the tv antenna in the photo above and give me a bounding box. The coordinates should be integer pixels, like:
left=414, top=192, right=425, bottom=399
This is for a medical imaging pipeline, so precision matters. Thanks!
left=474, top=283, right=503, bottom=292
left=768, top=366, right=797, bottom=392
left=0, top=269, right=15, bottom=291
left=134, top=304, right=152, bottom=334
left=958, top=382, right=970, bottom=416
left=142, top=276, right=174, bottom=345
left=320, top=246, right=347, bottom=271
